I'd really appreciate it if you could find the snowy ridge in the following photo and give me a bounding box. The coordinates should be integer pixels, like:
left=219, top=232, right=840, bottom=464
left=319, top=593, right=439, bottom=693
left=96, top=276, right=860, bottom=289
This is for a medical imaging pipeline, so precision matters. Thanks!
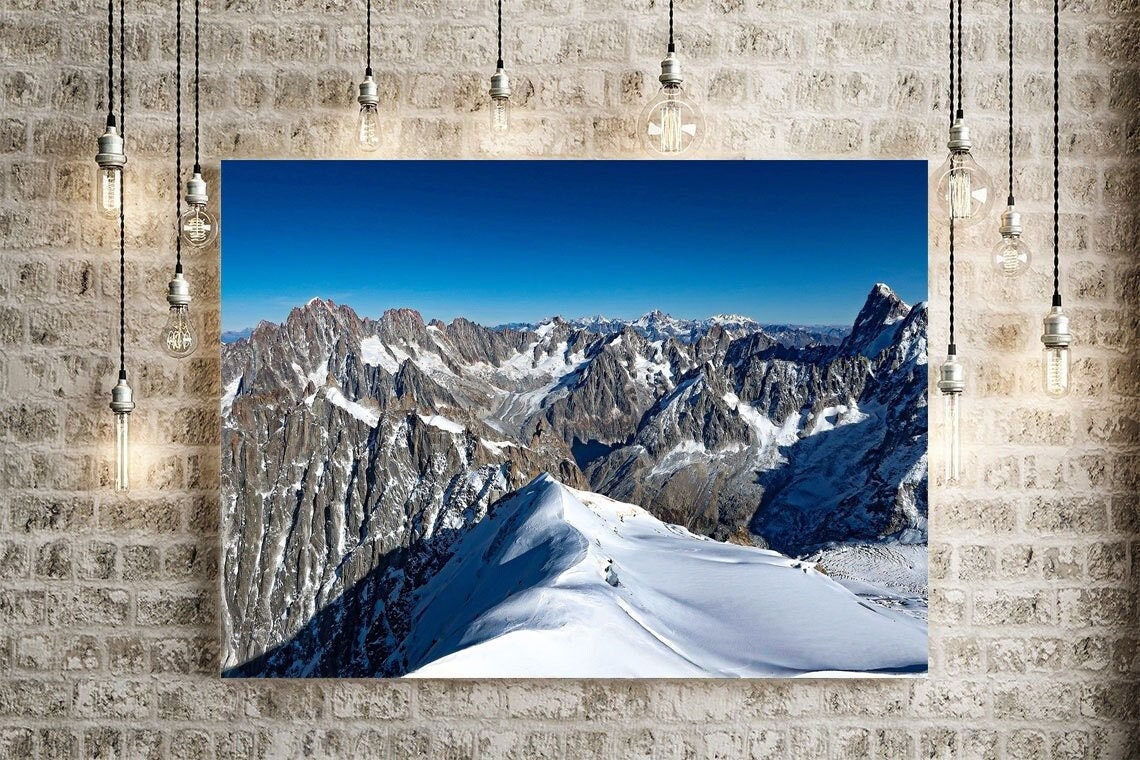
left=403, top=474, right=927, bottom=678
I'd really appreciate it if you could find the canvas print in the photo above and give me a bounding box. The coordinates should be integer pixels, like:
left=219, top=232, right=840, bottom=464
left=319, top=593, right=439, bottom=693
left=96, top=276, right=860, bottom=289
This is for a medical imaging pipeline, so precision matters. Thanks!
left=220, top=160, right=929, bottom=678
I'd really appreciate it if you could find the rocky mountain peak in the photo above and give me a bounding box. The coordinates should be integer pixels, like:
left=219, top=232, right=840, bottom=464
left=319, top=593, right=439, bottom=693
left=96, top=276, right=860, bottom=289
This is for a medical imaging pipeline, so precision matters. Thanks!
left=838, top=283, right=912, bottom=359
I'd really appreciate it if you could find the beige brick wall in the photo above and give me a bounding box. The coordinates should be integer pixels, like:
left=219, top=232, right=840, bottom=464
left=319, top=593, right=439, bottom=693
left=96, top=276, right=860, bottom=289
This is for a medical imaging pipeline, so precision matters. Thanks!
left=1, top=0, right=1137, bottom=755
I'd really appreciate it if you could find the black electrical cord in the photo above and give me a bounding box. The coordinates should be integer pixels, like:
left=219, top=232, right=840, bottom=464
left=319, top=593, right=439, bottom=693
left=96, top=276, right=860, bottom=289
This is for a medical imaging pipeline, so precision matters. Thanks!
left=668, top=0, right=675, bottom=53
left=175, top=0, right=182, bottom=269
left=946, top=0, right=956, bottom=355
left=365, top=0, right=372, bottom=76
left=956, top=0, right=963, bottom=118
left=118, top=8, right=126, bottom=378
left=1052, top=0, right=1060, bottom=305
left=1007, top=0, right=1014, bottom=206
left=496, top=0, right=503, bottom=69
left=948, top=0, right=954, bottom=127
left=106, top=0, right=115, bottom=124
left=194, top=0, right=200, bottom=172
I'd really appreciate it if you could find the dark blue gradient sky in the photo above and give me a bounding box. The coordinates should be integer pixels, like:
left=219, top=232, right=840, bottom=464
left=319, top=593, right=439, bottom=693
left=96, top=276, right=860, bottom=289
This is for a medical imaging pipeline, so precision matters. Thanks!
left=221, top=160, right=927, bottom=332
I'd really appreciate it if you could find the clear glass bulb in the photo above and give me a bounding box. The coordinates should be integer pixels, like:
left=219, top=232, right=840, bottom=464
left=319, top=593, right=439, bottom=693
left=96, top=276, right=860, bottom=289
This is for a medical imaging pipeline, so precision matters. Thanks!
left=162, top=304, right=197, bottom=359
left=930, top=151, right=995, bottom=227
left=179, top=204, right=218, bottom=248
left=639, top=83, right=704, bottom=156
left=991, top=234, right=1032, bottom=277
left=943, top=391, right=960, bottom=484
left=98, top=166, right=122, bottom=218
left=357, top=104, right=380, bottom=151
left=491, top=95, right=510, bottom=134
left=115, top=411, right=130, bottom=491
left=1043, top=346, right=1070, bottom=398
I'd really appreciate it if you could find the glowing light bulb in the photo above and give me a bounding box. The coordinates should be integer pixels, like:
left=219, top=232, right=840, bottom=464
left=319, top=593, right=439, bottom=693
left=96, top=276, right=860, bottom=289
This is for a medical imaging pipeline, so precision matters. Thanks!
left=162, top=270, right=197, bottom=359
left=98, top=166, right=122, bottom=218
left=937, top=352, right=965, bottom=484
left=357, top=74, right=380, bottom=152
left=991, top=205, right=1032, bottom=277
left=95, top=122, right=126, bottom=218
left=489, top=67, right=511, bottom=134
left=1041, top=304, right=1071, bottom=398
left=930, top=120, right=995, bottom=227
left=109, top=374, right=135, bottom=491
left=639, top=53, right=704, bottom=157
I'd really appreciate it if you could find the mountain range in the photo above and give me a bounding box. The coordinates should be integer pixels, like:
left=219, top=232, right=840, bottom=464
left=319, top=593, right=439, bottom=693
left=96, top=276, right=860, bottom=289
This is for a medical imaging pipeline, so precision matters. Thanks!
left=220, top=283, right=927, bottom=676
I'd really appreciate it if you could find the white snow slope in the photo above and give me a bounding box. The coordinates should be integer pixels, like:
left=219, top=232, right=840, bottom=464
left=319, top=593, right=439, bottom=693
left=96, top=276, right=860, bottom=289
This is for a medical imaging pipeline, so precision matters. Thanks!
left=403, top=474, right=927, bottom=678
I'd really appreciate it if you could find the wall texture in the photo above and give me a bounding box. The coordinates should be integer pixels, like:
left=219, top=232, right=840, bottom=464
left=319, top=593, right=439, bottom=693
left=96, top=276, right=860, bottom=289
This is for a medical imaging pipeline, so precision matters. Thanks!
left=1, top=0, right=1138, bottom=756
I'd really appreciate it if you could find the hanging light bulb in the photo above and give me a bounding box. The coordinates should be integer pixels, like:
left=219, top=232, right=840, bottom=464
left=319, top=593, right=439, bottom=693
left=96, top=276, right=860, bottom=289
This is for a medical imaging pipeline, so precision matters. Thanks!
left=109, top=372, right=134, bottom=491
left=488, top=0, right=511, bottom=134
left=1041, top=303, right=1071, bottom=398
left=96, top=119, right=126, bottom=218
left=937, top=351, right=965, bottom=483
left=639, top=51, right=704, bottom=156
left=489, top=68, right=511, bottom=134
left=162, top=268, right=197, bottom=359
left=991, top=205, right=1032, bottom=276
left=178, top=169, right=217, bottom=248
left=930, top=119, right=995, bottom=226
left=357, top=73, right=380, bottom=151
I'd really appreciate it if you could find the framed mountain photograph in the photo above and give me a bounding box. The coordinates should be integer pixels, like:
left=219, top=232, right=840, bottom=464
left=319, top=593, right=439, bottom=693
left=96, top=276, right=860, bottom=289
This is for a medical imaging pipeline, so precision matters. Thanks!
left=220, top=160, right=929, bottom=678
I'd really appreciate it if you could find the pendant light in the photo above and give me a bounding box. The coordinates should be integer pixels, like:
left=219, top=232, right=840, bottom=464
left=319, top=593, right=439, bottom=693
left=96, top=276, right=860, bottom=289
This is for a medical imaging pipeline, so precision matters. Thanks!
left=488, top=0, right=511, bottom=134
left=355, top=0, right=380, bottom=151
left=178, top=0, right=217, bottom=249
left=162, top=0, right=197, bottom=359
left=95, top=0, right=125, bottom=218
left=638, top=0, right=704, bottom=156
left=936, top=0, right=965, bottom=484
left=108, top=1, right=134, bottom=491
left=991, top=0, right=1031, bottom=276
left=1041, top=0, right=1071, bottom=398
left=930, top=0, right=995, bottom=227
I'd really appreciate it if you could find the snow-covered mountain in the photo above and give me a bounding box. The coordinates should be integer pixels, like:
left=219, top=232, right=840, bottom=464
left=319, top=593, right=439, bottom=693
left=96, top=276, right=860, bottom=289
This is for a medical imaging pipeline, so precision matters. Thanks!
left=403, top=475, right=926, bottom=677
left=497, top=311, right=848, bottom=348
left=221, top=283, right=927, bottom=676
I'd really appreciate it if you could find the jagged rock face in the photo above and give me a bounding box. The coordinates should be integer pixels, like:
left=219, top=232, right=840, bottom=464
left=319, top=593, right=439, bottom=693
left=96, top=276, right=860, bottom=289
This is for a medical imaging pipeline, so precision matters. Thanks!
left=222, top=283, right=926, bottom=674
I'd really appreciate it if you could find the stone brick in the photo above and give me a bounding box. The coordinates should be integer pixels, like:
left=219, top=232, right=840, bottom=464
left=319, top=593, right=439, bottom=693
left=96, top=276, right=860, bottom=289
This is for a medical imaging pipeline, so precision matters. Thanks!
left=330, top=681, right=412, bottom=720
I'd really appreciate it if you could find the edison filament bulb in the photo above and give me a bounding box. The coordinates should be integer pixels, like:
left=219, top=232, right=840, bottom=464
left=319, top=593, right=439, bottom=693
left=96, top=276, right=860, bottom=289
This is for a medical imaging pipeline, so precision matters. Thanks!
left=930, top=120, right=995, bottom=227
left=162, top=270, right=197, bottom=359
left=1041, top=304, right=1071, bottom=398
left=179, top=171, right=217, bottom=248
left=109, top=373, right=135, bottom=491
left=639, top=52, right=704, bottom=157
left=95, top=121, right=126, bottom=218
left=357, top=73, right=380, bottom=152
left=937, top=352, right=965, bottom=484
left=991, top=205, right=1032, bottom=277
left=489, top=67, right=511, bottom=134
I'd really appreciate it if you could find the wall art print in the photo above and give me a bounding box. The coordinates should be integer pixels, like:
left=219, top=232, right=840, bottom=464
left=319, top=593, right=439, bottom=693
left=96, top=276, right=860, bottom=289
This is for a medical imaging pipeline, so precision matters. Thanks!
left=220, top=160, right=929, bottom=678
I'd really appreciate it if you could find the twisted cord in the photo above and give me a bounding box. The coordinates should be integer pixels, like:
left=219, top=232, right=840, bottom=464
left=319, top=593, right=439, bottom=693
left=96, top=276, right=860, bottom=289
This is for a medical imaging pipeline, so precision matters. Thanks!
left=948, top=0, right=954, bottom=126
left=497, top=0, right=503, bottom=67
left=106, top=0, right=115, bottom=121
left=949, top=217, right=956, bottom=350
left=119, top=168, right=126, bottom=374
left=117, top=0, right=126, bottom=375
left=194, top=0, right=200, bottom=168
left=366, top=0, right=372, bottom=73
left=668, top=0, right=674, bottom=52
left=176, top=0, right=182, bottom=269
left=119, top=0, right=124, bottom=130
left=956, top=0, right=963, bottom=116
left=1007, top=0, right=1014, bottom=203
left=1052, top=0, right=1060, bottom=301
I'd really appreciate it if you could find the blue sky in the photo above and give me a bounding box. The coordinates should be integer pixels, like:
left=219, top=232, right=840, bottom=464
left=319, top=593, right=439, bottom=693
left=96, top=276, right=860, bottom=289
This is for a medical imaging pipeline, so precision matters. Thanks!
left=220, top=160, right=927, bottom=332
